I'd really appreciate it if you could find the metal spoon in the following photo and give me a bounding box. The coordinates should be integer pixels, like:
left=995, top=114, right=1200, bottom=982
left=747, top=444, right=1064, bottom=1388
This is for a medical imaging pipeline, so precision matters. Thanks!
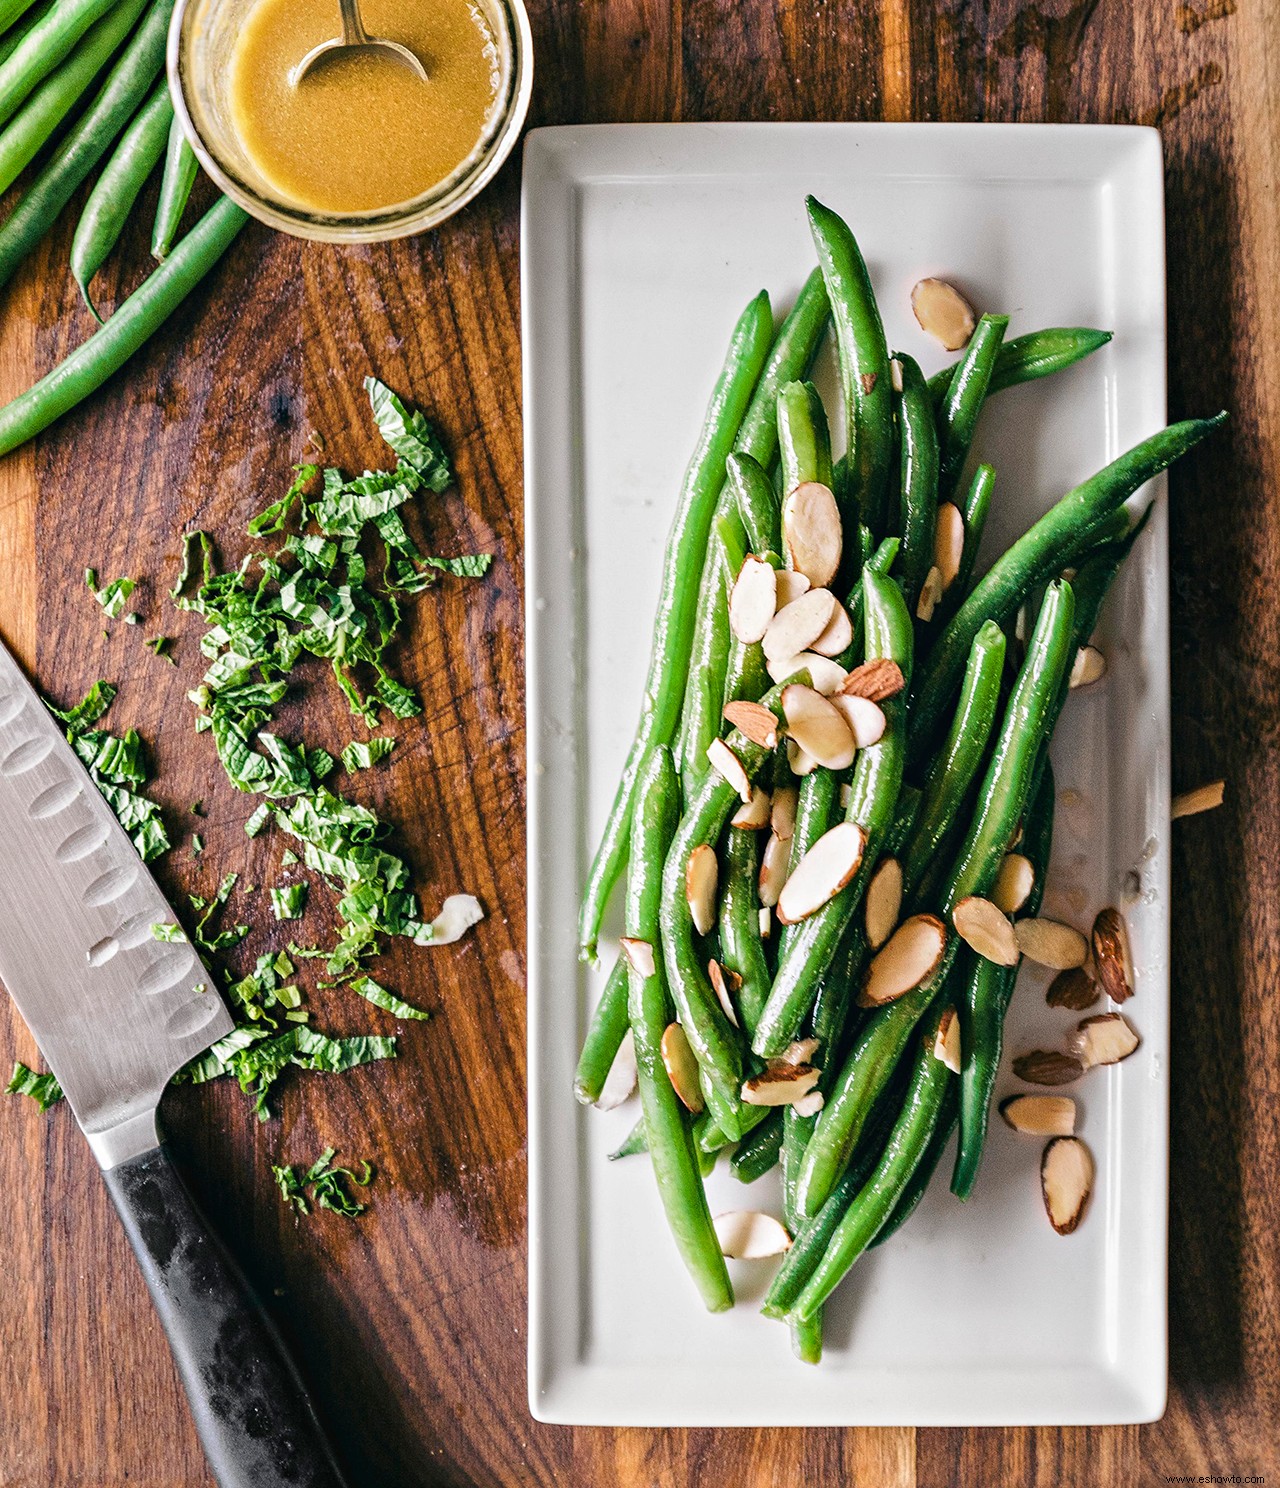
left=290, top=0, right=428, bottom=86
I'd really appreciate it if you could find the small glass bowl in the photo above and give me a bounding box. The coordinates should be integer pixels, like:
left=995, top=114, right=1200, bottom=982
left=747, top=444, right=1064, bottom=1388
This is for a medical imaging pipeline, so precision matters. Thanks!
left=167, top=0, right=533, bottom=243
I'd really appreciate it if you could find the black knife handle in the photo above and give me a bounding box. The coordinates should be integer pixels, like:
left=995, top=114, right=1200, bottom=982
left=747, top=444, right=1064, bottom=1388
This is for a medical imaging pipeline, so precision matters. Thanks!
left=103, top=1144, right=349, bottom=1488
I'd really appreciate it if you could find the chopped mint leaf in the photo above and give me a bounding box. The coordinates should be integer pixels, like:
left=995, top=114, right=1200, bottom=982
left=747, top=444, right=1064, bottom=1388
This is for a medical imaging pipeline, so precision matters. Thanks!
left=364, top=377, right=451, bottom=490
left=146, top=636, right=175, bottom=663
left=85, top=569, right=136, bottom=619
left=124, top=612, right=140, bottom=626
left=191, top=833, right=204, bottom=855
left=341, top=737, right=395, bottom=772
left=270, top=883, right=308, bottom=920
left=348, top=975, right=428, bottom=1021
left=280, top=849, right=298, bottom=866
left=48, top=680, right=116, bottom=733
left=244, top=801, right=271, bottom=838
left=6, top=1061, right=63, bottom=1111
left=273, top=1147, right=373, bottom=1218
left=151, top=923, right=187, bottom=943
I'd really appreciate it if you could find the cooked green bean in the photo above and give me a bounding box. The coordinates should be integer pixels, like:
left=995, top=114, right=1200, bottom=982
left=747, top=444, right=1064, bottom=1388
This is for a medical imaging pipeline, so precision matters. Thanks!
left=609, top=1118, right=648, bottom=1161
left=730, top=1108, right=783, bottom=1183
left=726, top=450, right=781, bottom=555
left=927, top=326, right=1113, bottom=406
left=719, top=823, right=772, bottom=1038
left=870, top=1082, right=958, bottom=1247
left=677, top=528, right=735, bottom=790
left=151, top=112, right=198, bottom=259
left=931, top=461, right=995, bottom=630
left=936, top=313, right=1008, bottom=500
left=777, top=379, right=834, bottom=493
left=0, top=0, right=117, bottom=129
left=893, top=351, right=940, bottom=614
left=0, top=0, right=54, bottom=69
left=573, top=953, right=630, bottom=1105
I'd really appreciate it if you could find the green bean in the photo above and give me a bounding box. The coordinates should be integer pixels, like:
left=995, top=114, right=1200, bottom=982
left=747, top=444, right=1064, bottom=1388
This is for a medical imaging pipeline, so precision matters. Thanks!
left=628, top=746, right=733, bottom=1312
left=577, top=292, right=774, bottom=959
left=807, top=196, right=893, bottom=540
left=726, top=451, right=781, bottom=555
left=776, top=767, right=839, bottom=964
left=908, top=414, right=1228, bottom=763
left=730, top=1108, right=783, bottom=1183
left=753, top=571, right=912, bottom=1059
left=0, top=0, right=54, bottom=69
left=833, top=533, right=899, bottom=672
left=936, top=313, right=1008, bottom=500
left=893, top=351, right=940, bottom=614
left=777, top=379, right=834, bottom=493
left=609, top=1118, right=648, bottom=1161
left=0, top=0, right=172, bottom=283
left=677, top=528, right=734, bottom=791
left=0, top=195, right=248, bottom=456
left=151, top=111, right=198, bottom=259
left=573, top=953, right=630, bottom=1105
left=932, top=461, right=995, bottom=630
left=719, top=824, right=772, bottom=1038
left=0, top=0, right=117, bottom=129
left=927, top=326, right=1114, bottom=407
left=71, top=81, right=172, bottom=318
left=870, top=1083, right=957, bottom=1247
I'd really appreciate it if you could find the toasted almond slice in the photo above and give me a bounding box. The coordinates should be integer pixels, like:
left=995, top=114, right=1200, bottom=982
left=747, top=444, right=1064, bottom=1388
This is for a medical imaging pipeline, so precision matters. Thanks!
left=1000, top=1094, right=1076, bottom=1136
left=763, top=588, right=838, bottom=662
left=933, top=502, right=965, bottom=590
left=783, top=685, right=857, bottom=771
left=830, top=692, right=887, bottom=749
left=713, top=1210, right=793, bottom=1259
left=730, top=784, right=772, bottom=830
left=595, top=1029, right=637, bottom=1110
left=860, top=914, right=947, bottom=1006
left=1070, top=1011, right=1140, bottom=1068
left=865, top=856, right=903, bottom=949
left=793, top=1089, right=825, bottom=1119
left=1012, top=1049, right=1084, bottom=1086
left=1041, top=1136, right=1094, bottom=1235
left=685, top=844, right=718, bottom=936
left=773, top=1036, right=820, bottom=1068
left=771, top=784, right=798, bottom=840
left=991, top=853, right=1035, bottom=914
left=707, top=737, right=752, bottom=803
left=1069, top=644, right=1107, bottom=689
left=1091, top=906, right=1134, bottom=1003
left=839, top=781, right=853, bottom=811
left=1014, top=916, right=1089, bottom=970
left=786, top=738, right=819, bottom=776
left=661, top=1023, right=704, bottom=1112
left=422, top=894, right=485, bottom=945
left=810, top=601, right=854, bottom=658
left=889, top=356, right=904, bottom=393
left=729, top=555, right=778, bottom=644
left=840, top=657, right=906, bottom=702
left=953, top=895, right=1019, bottom=966
left=767, top=650, right=849, bottom=695
left=708, top=958, right=740, bottom=1029
left=774, top=569, right=811, bottom=607
left=758, top=906, right=772, bottom=939
left=619, top=936, right=655, bottom=978
left=911, top=277, right=977, bottom=351
left=1046, top=966, right=1100, bottom=1011
left=741, top=1063, right=821, bottom=1106
left=783, top=481, right=843, bottom=587
left=758, top=831, right=790, bottom=908
left=916, top=564, right=944, bottom=622
left=1172, top=779, right=1225, bottom=819
left=777, top=821, right=867, bottom=925
left=932, top=1005, right=961, bottom=1072
left=723, top=699, right=781, bottom=750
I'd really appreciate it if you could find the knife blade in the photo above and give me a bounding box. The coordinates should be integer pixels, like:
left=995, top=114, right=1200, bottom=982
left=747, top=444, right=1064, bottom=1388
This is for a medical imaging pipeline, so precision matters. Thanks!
left=0, top=638, right=347, bottom=1488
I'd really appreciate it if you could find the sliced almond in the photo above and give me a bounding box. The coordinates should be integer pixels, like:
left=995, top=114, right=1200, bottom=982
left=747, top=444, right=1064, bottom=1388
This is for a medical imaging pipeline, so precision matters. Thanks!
left=741, top=1063, right=821, bottom=1107
left=767, top=650, right=848, bottom=694
left=758, top=906, right=771, bottom=939
left=774, top=570, right=811, bottom=608
left=1172, top=779, right=1225, bottom=819
left=713, top=1210, right=792, bottom=1259
left=933, top=502, right=965, bottom=590
left=1014, top=916, right=1089, bottom=970
left=723, top=699, right=780, bottom=750
left=758, top=831, right=790, bottom=908
left=992, top=853, right=1035, bottom=915
left=595, top=1029, right=637, bottom=1110
left=839, top=781, right=853, bottom=811
left=1012, top=1049, right=1084, bottom=1086
left=773, top=1036, right=820, bottom=1068
left=1000, top=1094, right=1076, bottom=1136
left=706, top=737, right=752, bottom=803
left=793, top=1089, right=825, bottom=1119
left=1046, top=966, right=1100, bottom=1011
left=932, top=1006, right=961, bottom=1072
left=1070, top=1011, right=1140, bottom=1068
left=782, top=481, right=842, bottom=588
left=810, top=601, right=854, bottom=658
left=840, top=657, right=905, bottom=702
left=661, top=1023, right=704, bottom=1112
left=911, top=277, right=977, bottom=351
left=782, top=685, right=857, bottom=771
left=770, top=784, right=798, bottom=840
left=1091, top=906, right=1134, bottom=1003
left=730, top=784, right=771, bottom=830
left=786, top=738, right=819, bottom=776
left=953, top=895, right=1019, bottom=966
left=1069, top=644, right=1107, bottom=689
left=831, top=693, right=887, bottom=749
left=763, top=588, right=838, bottom=662
left=685, top=844, right=718, bottom=936
left=1040, top=1136, right=1094, bottom=1235
left=860, top=914, right=947, bottom=1007
left=618, top=936, right=655, bottom=978
left=777, top=821, right=867, bottom=925
left=729, top=555, right=778, bottom=644
left=865, top=856, right=903, bottom=949
left=916, top=564, right=944, bottom=622
left=708, top=959, right=740, bottom=1028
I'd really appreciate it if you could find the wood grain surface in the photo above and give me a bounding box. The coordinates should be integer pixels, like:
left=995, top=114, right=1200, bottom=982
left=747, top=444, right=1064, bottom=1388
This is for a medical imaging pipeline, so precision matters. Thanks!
left=0, top=1, right=1276, bottom=1484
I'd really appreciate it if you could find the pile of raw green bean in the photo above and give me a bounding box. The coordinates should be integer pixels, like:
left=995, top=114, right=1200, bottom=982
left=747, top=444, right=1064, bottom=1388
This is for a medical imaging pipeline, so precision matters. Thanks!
left=575, top=195, right=1225, bottom=1362
left=0, top=0, right=249, bottom=456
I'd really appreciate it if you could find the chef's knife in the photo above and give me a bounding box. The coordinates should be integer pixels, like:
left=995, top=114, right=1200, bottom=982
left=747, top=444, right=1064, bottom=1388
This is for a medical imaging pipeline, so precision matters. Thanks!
left=0, top=638, right=348, bottom=1488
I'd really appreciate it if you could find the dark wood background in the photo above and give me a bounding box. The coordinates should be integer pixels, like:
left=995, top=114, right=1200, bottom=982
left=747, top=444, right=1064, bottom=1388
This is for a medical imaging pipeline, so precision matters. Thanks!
left=0, top=0, right=1276, bottom=1483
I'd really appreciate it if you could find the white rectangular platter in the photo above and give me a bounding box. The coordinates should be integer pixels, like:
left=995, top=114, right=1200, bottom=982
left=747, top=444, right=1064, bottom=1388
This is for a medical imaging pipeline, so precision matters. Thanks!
left=524, top=122, right=1170, bottom=1427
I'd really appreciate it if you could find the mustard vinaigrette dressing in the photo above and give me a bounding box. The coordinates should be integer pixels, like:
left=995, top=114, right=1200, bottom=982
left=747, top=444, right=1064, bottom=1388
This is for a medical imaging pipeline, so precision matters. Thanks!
left=228, top=0, right=501, bottom=215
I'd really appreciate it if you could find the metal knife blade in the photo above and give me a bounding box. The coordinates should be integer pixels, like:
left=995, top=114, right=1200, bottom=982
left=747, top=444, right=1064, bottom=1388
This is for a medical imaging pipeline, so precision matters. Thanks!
left=0, top=639, right=231, bottom=1168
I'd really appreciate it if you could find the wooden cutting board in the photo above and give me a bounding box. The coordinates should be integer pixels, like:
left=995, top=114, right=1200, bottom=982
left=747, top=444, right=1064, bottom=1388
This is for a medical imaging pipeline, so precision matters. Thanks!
left=1, top=2, right=1277, bottom=1484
